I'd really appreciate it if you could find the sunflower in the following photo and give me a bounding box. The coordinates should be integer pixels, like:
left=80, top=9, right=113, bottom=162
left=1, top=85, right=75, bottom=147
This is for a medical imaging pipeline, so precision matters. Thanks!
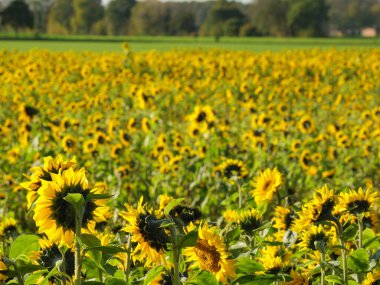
left=223, top=209, right=239, bottom=223
left=338, top=187, right=378, bottom=215
left=299, top=225, right=330, bottom=251
left=214, top=159, right=248, bottom=181
left=292, top=185, right=336, bottom=233
left=0, top=255, right=7, bottom=282
left=119, top=197, right=169, bottom=267
left=34, top=238, right=75, bottom=277
left=21, top=155, right=77, bottom=208
left=183, top=222, right=235, bottom=284
left=297, top=115, right=314, bottom=134
left=363, top=269, right=380, bottom=285
left=237, top=209, right=262, bottom=233
left=0, top=217, right=18, bottom=239
left=62, top=135, right=77, bottom=152
left=257, top=246, right=284, bottom=274
left=272, top=206, right=296, bottom=232
left=33, top=167, right=109, bottom=245
left=251, top=168, right=282, bottom=205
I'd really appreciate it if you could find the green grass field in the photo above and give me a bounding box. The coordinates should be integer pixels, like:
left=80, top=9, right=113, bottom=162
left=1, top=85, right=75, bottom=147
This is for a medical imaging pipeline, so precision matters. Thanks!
left=0, top=34, right=379, bottom=52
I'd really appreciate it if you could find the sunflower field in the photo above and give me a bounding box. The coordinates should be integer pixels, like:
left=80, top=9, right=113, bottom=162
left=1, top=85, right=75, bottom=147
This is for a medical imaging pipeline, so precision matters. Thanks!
left=0, top=46, right=380, bottom=285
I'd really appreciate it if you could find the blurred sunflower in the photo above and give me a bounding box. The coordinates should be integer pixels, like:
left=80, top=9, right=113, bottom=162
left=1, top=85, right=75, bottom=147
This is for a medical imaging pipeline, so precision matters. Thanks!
left=257, top=246, right=284, bottom=274
left=62, top=135, right=77, bottom=153
left=272, top=206, right=296, bottom=232
left=237, top=208, right=262, bottom=233
left=0, top=217, right=18, bottom=239
left=299, top=225, right=330, bottom=251
left=251, top=168, right=282, bottom=205
left=338, top=187, right=378, bottom=215
left=183, top=222, right=235, bottom=284
left=0, top=255, right=7, bottom=282
left=363, top=269, right=380, bottom=285
left=33, top=167, right=109, bottom=245
left=119, top=197, right=169, bottom=267
left=214, top=159, right=248, bottom=181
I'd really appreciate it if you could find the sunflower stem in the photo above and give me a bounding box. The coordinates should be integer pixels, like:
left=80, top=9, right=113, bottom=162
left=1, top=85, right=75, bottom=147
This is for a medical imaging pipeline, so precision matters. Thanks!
left=236, top=179, right=242, bottom=209
left=320, top=248, right=326, bottom=285
left=59, top=249, right=67, bottom=285
left=170, top=222, right=180, bottom=285
left=357, top=213, right=364, bottom=283
left=330, top=216, right=348, bottom=285
left=124, top=234, right=132, bottom=284
left=74, top=211, right=83, bottom=285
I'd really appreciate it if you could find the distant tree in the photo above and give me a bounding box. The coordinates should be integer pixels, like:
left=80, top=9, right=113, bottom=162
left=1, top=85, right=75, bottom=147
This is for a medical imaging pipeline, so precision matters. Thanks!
left=167, top=5, right=196, bottom=35
left=128, top=0, right=170, bottom=35
left=106, top=0, right=136, bottom=35
left=47, top=0, right=74, bottom=33
left=72, top=0, right=104, bottom=34
left=1, top=0, right=34, bottom=32
left=202, top=0, right=246, bottom=38
left=252, top=0, right=289, bottom=36
left=287, top=0, right=329, bottom=36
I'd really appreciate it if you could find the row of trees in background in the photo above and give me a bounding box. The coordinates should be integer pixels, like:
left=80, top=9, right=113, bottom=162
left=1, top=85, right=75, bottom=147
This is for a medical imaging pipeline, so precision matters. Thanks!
left=0, top=0, right=380, bottom=37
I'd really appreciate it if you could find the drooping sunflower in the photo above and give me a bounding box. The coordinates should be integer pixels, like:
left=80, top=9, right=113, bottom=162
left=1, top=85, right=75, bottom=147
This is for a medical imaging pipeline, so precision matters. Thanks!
left=119, top=197, right=169, bottom=267
left=292, top=185, right=336, bottom=233
left=298, top=225, right=331, bottom=251
left=214, top=159, right=248, bottom=181
left=251, top=168, right=282, bottom=205
left=272, top=206, right=296, bottom=233
left=257, top=246, right=284, bottom=275
left=33, top=167, right=109, bottom=245
left=338, top=187, right=378, bottom=215
left=21, top=155, right=77, bottom=208
left=183, top=222, right=236, bottom=284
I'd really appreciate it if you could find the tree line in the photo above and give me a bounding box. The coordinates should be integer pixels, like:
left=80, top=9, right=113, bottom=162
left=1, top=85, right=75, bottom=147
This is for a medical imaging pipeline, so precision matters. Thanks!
left=0, top=0, right=379, bottom=37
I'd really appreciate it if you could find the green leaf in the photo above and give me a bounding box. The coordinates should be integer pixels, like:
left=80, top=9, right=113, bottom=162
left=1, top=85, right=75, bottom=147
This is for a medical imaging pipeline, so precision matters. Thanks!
left=18, top=263, right=44, bottom=276
left=347, top=281, right=361, bottom=285
left=225, top=227, right=241, bottom=244
left=39, top=267, right=59, bottom=285
left=64, top=193, right=85, bottom=213
left=177, top=230, right=198, bottom=249
left=342, top=224, right=358, bottom=242
left=106, top=278, right=127, bottom=285
left=164, top=198, right=184, bottom=216
left=234, top=274, right=277, bottom=285
left=236, top=257, right=265, bottom=274
left=144, top=265, right=165, bottom=285
left=85, top=193, right=113, bottom=201
left=83, top=282, right=104, bottom=285
left=86, top=246, right=129, bottom=254
left=187, top=271, right=218, bottom=285
left=159, top=220, right=175, bottom=228
left=347, top=249, right=369, bottom=272
left=325, top=275, right=344, bottom=284
left=80, top=234, right=102, bottom=248
left=25, top=270, right=49, bottom=285
left=9, top=234, right=40, bottom=260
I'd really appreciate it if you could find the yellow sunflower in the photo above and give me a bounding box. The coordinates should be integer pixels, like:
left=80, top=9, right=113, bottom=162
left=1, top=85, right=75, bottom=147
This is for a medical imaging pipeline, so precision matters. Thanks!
left=0, top=217, right=18, bottom=238
left=257, top=246, right=284, bottom=274
left=21, top=155, right=77, bottom=208
left=0, top=255, right=7, bottom=282
left=251, top=167, right=282, bottom=205
left=214, top=159, right=248, bottom=181
left=33, top=167, right=109, bottom=246
left=119, top=197, right=169, bottom=267
left=237, top=208, right=262, bottom=233
left=183, top=222, right=236, bottom=284
left=272, top=206, right=295, bottom=232
left=363, top=269, right=380, bottom=285
left=298, top=225, right=331, bottom=251
left=338, top=187, right=378, bottom=215
left=292, top=185, right=336, bottom=233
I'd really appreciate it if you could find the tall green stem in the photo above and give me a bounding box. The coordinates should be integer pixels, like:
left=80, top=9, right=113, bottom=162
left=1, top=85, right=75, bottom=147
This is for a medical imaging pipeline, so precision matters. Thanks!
left=320, top=250, right=326, bottom=285
left=125, top=234, right=132, bottom=284
left=74, top=212, right=83, bottom=285
left=170, top=223, right=180, bottom=285
left=357, top=214, right=363, bottom=249
left=330, top=216, right=347, bottom=285
left=236, top=179, right=242, bottom=209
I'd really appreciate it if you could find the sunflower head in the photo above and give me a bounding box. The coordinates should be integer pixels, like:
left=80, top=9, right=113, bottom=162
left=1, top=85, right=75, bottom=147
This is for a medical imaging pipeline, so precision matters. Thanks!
left=363, top=269, right=380, bottom=285
left=0, top=217, right=18, bottom=239
left=120, top=197, right=169, bottom=267
left=272, top=206, right=296, bottom=232
left=183, top=222, right=236, bottom=284
left=33, top=167, right=109, bottom=246
left=339, top=187, right=378, bottom=215
left=251, top=167, right=282, bottom=205
left=299, top=225, right=330, bottom=251
left=238, top=208, right=262, bottom=233
left=214, top=159, right=248, bottom=182
left=257, top=246, right=283, bottom=274
left=0, top=254, right=8, bottom=282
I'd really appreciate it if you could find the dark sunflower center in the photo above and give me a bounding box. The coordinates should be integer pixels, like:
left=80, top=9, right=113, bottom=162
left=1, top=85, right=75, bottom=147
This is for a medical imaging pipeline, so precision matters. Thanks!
left=315, top=199, right=335, bottom=221
left=196, top=111, right=207, bottom=122
left=137, top=213, right=169, bottom=252
left=193, top=129, right=199, bottom=136
left=262, top=179, right=273, bottom=191
left=302, top=156, right=311, bottom=166
left=302, top=120, right=311, bottom=129
left=223, top=164, right=241, bottom=179
left=170, top=206, right=202, bottom=225
left=66, top=140, right=75, bottom=148
left=3, top=225, right=17, bottom=237
left=284, top=212, right=295, bottom=230
left=194, top=239, right=221, bottom=273
left=40, top=244, right=75, bottom=276
left=241, top=217, right=261, bottom=232
left=50, top=184, right=95, bottom=231
left=266, top=266, right=281, bottom=274
left=347, top=200, right=370, bottom=214
left=307, top=232, right=327, bottom=251
left=123, top=133, right=131, bottom=142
